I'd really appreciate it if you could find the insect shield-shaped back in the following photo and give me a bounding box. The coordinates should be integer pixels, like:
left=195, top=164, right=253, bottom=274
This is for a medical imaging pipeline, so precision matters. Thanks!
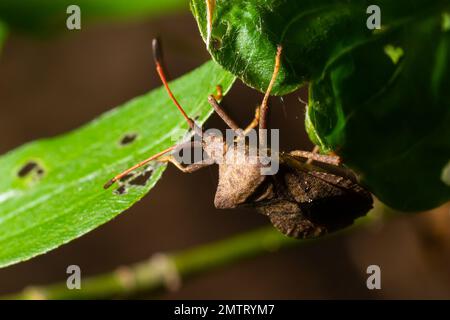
left=216, top=151, right=373, bottom=239
left=213, top=145, right=268, bottom=209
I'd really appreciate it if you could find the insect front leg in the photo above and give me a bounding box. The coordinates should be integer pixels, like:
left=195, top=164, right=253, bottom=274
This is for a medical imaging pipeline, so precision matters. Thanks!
left=207, top=95, right=241, bottom=132
left=306, top=145, right=320, bottom=165
left=213, top=85, right=223, bottom=101
left=157, top=139, right=212, bottom=173
left=289, top=149, right=342, bottom=166
left=157, top=155, right=211, bottom=173
left=242, top=106, right=260, bottom=135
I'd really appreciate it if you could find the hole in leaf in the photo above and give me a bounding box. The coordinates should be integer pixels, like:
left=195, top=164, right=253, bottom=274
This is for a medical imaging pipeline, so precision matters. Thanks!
left=120, top=133, right=138, bottom=146
left=119, top=174, right=134, bottom=182
left=112, top=166, right=156, bottom=196
left=114, top=185, right=127, bottom=195
left=129, top=169, right=154, bottom=186
left=18, top=162, right=38, bottom=177
left=18, top=161, right=45, bottom=178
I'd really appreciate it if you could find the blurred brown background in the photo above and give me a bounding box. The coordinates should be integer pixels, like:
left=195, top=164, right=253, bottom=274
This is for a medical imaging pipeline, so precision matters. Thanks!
left=0, top=12, right=449, bottom=299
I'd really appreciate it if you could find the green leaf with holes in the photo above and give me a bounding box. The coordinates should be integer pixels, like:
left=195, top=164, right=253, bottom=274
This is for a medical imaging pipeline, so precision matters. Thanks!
left=0, top=61, right=235, bottom=268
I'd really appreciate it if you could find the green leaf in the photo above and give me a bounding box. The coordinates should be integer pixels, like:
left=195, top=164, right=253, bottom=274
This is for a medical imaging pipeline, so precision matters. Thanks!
left=191, top=0, right=450, bottom=211
left=0, top=0, right=188, bottom=33
left=0, top=20, right=7, bottom=53
left=306, top=13, right=450, bottom=211
left=0, top=61, right=235, bottom=268
left=190, top=0, right=442, bottom=95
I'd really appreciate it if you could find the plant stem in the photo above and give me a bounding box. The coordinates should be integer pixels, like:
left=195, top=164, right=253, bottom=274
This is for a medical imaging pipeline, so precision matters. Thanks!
left=3, top=227, right=300, bottom=300
left=3, top=202, right=386, bottom=300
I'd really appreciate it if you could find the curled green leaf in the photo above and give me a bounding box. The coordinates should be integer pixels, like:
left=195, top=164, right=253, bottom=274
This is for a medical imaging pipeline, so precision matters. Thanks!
left=307, top=15, right=450, bottom=210
left=190, top=0, right=439, bottom=95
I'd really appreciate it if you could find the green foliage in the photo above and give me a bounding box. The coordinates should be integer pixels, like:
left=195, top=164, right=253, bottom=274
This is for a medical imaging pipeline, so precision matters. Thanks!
left=191, top=0, right=450, bottom=210
left=0, top=20, right=7, bottom=52
left=0, top=61, right=235, bottom=268
left=191, top=0, right=442, bottom=95
left=307, top=14, right=450, bottom=210
left=0, top=0, right=188, bottom=33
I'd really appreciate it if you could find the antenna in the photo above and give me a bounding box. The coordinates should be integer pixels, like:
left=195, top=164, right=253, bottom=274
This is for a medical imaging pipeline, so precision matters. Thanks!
left=152, top=38, right=195, bottom=130
left=104, top=39, right=198, bottom=189
left=104, top=145, right=176, bottom=189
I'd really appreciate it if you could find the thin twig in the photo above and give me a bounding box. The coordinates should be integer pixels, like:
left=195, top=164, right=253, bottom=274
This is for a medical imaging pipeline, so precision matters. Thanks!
left=2, top=203, right=385, bottom=300
left=2, top=227, right=298, bottom=299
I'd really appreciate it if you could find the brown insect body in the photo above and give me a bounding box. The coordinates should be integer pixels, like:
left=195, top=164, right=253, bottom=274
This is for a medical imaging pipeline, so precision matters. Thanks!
left=255, top=157, right=372, bottom=238
left=211, top=144, right=373, bottom=238
left=105, top=40, right=373, bottom=239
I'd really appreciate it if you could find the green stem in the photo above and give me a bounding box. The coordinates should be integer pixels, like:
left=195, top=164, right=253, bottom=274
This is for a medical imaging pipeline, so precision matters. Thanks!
left=3, top=227, right=299, bottom=300
left=3, top=203, right=386, bottom=300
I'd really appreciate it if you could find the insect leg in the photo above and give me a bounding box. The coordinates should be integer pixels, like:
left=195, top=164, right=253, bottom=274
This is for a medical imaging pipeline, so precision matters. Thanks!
left=259, top=45, right=282, bottom=132
left=157, top=155, right=211, bottom=173
left=289, top=149, right=342, bottom=166
left=205, top=0, right=216, bottom=50
left=306, top=145, right=320, bottom=165
left=213, top=85, right=223, bottom=101
left=208, top=83, right=256, bottom=136
left=104, top=145, right=176, bottom=189
left=207, top=95, right=241, bottom=132
left=159, top=140, right=210, bottom=173
left=243, top=106, right=260, bottom=135
left=232, top=105, right=260, bottom=143
left=104, top=140, right=204, bottom=189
